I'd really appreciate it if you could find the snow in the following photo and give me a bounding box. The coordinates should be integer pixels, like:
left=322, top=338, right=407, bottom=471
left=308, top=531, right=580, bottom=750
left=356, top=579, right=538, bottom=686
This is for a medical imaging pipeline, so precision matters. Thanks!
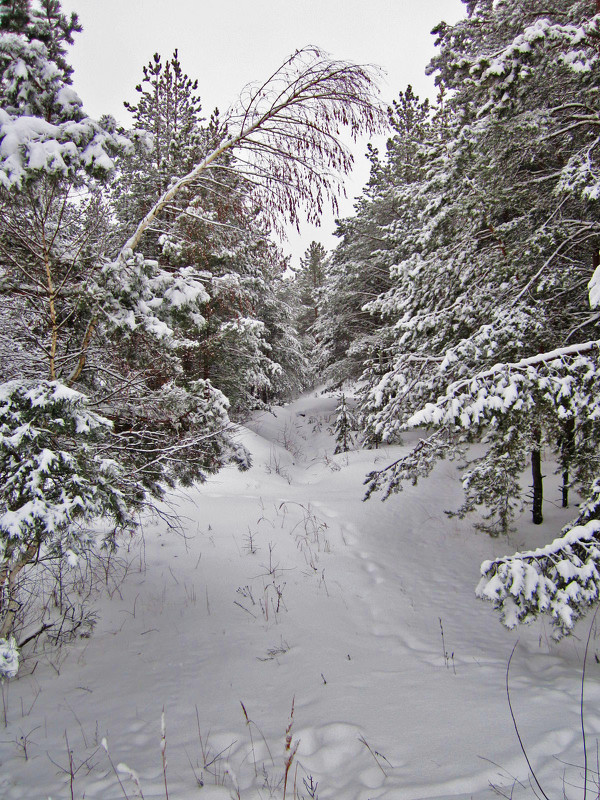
left=589, top=265, right=600, bottom=309
left=162, top=269, right=211, bottom=308
left=0, top=391, right=596, bottom=799
left=0, top=110, right=129, bottom=188
left=0, top=637, right=19, bottom=680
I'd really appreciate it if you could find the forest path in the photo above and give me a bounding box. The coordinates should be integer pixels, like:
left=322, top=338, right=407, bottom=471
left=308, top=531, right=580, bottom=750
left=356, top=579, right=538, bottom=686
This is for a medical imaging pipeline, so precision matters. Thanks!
left=0, top=390, right=594, bottom=800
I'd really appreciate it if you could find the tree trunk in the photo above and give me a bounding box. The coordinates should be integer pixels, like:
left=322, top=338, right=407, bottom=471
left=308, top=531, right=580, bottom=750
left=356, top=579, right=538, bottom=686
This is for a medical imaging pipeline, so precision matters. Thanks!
left=562, top=466, right=570, bottom=509
left=561, top=417, right=575, bottom=508
left=531, top=444, right=543, bottom=525
left=0, top=543, right=39, bottom=639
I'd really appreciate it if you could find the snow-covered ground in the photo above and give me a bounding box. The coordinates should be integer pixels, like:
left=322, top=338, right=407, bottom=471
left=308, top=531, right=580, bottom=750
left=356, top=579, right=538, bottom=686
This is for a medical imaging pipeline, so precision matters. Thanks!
left=1, top=391, right=598, bottom=800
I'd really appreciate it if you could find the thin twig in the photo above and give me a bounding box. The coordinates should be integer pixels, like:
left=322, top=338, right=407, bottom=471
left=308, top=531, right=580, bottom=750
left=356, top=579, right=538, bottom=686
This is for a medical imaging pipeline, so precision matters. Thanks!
left=581, top=606, right=600, bottom=800
left=506, top=642, right=550, bottom=800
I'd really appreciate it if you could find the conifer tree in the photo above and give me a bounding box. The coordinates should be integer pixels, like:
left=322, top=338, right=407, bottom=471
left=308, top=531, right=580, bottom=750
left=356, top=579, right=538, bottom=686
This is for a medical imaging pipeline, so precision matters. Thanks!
left=313, top=147, right=396, bottom=388
left=0, top=0, right=147, bottom=646
left=295, top=241, right=327, bottom=336
left=355, top=0, right=600, bottom=632
left=115, top=51, right=306, bottom=412
left=333, top=393, right=356, bottom=454
left=114, top=49, right=208, bottom=258
left=357, top=2, right=599, bottom=535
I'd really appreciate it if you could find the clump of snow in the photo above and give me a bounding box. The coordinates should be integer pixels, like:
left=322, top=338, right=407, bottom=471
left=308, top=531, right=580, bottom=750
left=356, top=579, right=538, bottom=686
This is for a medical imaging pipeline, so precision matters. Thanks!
left=589, top=266, right=600, bottom=309
left=0, top=637, right=19, bottom=680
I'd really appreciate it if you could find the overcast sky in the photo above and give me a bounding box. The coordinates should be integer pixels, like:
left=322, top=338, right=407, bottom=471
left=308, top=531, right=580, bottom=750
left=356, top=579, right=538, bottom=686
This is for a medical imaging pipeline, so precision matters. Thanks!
left=61, top=0, right=465, bottom=265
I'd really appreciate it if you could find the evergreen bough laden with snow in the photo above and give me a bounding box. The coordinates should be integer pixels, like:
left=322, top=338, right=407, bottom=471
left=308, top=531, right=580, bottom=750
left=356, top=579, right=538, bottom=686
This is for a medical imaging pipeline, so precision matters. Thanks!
left=365, top=342, right=600, bottom=534
left=0, top=0, right=384, bottom=661
left=476, top=518, right=600, bottom=640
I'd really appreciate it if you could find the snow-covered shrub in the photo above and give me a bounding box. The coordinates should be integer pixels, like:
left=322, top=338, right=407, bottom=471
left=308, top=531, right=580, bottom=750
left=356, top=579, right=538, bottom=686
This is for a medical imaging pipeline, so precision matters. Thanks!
left=0, top=380, right=132, bottom=642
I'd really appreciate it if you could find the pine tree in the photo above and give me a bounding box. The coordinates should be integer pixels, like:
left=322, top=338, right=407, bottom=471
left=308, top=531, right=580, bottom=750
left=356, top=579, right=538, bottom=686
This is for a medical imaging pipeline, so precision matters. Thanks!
left=115, top=51, right=306, bottom=413
left=357, top=1, right=600, bottom=538
left=114, top=49, right=207, bottom=258
left=0, top=0, right=125, bottom=643
left=295, top=241, right=327, bottom=336
left=333, top=393, right=356, bottom=454
left=354, top=87, right=439, bottom=446
left=0, top=381, right=132, bottom=639
left=358, top=0, right=600, bottom=632
left=0, top=3, right=246, bottom=646
left=313, top=146, right=396, bottom=388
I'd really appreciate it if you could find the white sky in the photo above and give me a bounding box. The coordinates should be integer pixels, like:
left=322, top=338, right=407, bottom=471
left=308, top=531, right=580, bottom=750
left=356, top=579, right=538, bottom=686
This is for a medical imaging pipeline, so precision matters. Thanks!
left=61, top=0, right=465, bottom=265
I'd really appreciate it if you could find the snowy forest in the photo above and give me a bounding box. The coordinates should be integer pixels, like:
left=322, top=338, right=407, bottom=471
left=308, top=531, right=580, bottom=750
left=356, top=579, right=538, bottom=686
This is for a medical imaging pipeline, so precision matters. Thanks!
left=3, top=0, right=600, bottom=798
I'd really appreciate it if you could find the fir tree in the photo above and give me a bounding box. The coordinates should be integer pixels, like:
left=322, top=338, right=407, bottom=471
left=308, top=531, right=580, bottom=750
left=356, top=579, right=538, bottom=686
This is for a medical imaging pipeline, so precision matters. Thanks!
left=295, top=241, right=327, bottom=336
left=333, top=393, right=356, bottom=454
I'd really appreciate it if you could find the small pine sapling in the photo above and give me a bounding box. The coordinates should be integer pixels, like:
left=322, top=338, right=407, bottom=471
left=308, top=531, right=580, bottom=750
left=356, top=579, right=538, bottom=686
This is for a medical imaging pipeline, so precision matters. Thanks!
left=333, top=394, right=356, bottom=454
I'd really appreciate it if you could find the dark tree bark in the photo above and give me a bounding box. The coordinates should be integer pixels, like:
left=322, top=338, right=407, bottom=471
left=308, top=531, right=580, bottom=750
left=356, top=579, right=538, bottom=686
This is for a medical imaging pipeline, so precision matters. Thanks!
left=560, top=417, right=575, bottom=508
left=532, top=437, right=544, bottom=525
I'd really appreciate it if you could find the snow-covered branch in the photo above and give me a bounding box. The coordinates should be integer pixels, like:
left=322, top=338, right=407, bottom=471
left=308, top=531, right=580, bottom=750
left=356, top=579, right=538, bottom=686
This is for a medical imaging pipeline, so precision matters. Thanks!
left=477, top=520, right=600, bottom=637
